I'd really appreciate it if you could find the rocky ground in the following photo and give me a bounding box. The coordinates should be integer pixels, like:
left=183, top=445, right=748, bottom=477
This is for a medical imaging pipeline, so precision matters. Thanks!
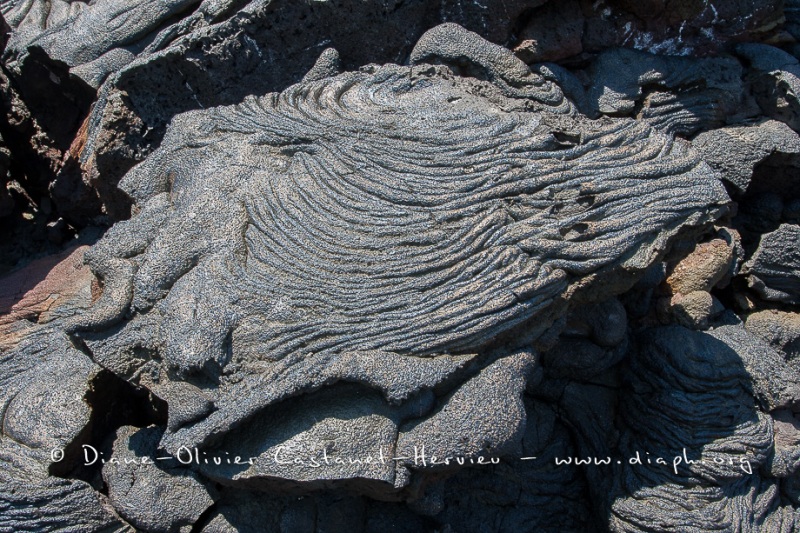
left=2, top=1, right=800, bottom=532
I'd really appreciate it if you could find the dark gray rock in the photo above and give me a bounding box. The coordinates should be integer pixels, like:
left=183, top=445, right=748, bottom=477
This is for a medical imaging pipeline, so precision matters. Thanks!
left=199, top=490, right=287, bottom=532
left=744, top=224, right=800, bottom=305
left=396, top=350, right=535, bottom=472
left=408, top=23, right=573, bottom=112
left=737, top=192, right=787, bottom=241
left=563, top=297, right=628, bottom=348
left=692, top=120, right=800, bottom=196
left=66, top=0, right=772, bottom=227
left=200, top=489, right=405, bottom=533
left=153, top=381, right=215, bottom=433
left=786, top=198, right=800, bottom=222
left=0, top=0, right=787, bottom=240
left=10, top=5, right=800, bottom=529
left=57, top=24, right=731, bottom=510
left=738, top=44, right=800, bottom=132
left=0, top=62, right=81, bottom=234
left=581, top=0, right=784, bottom=57
left=197, top=383, right=414, bottom=492
left=159, top=350, right=477, bottom=461
left=102, top=425, right=216, bottom=532
left=586, top=47, right=756, bottom=135
left=431, top=400, right=594, bottom=532
left=3, top=0, right=445, bottom=225
left=542, top=337, right=628, bottom=380
left=0, top=327, right=129, bottom=531
left=708, top=312, right=800, bottom=413
left=542, top=298, right=629, bottom=380
left=0, top=136, right=12, bottom=219
left=2, top=0, right=245, bottom=91
left=513, top=0, right=584, bottom=64
left=547, top=377, right=620, bottom=463
left=66, top=0, right=441, bottom=218
left=768, top=409, right=800, bottom=479
left=607, top=324, right=790, bottom=532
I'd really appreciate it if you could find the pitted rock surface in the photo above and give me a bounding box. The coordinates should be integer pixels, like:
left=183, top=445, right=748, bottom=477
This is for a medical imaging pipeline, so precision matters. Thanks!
left=4, top=8, right=800, bottom=532
left=744, top=223, right=800, bottom=305
left=63, top=28, right=730, bottom=482
left=607, top=324, right=796, bottom=532
left=0, top=328, right=127, bottom=531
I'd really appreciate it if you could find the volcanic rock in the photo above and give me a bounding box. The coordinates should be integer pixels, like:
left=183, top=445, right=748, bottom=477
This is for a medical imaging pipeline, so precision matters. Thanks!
left=665, top=235, right=738, bottom=295
left=3, top=6, right=800, bottom=531
left=0, top=328, right=128, bottom=531
left=738, top=43, right=800, bottom=132
left=746, top=309, right=800, bottom=361
left=67, top=31, right=728, bottom=490
left=658, top=290, right=725, bottom=330
left=513, top=0, right=584, bottom=63
left=607, top=324, right=789, bottom=532
left=744, top=223, right=800, bottom=305
left=586, top=47, right=756, bottom=135
left=693, top=119, right=800, bottom=196
left=102, top=425, right=216, bottom=532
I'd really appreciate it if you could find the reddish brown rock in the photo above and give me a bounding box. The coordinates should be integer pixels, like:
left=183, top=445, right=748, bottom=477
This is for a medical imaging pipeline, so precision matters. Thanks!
left=665, top=235, right=738, bottom=295
left=658, top=290, right=725, bottom=330
left=0, top=245, right=94, bottom=329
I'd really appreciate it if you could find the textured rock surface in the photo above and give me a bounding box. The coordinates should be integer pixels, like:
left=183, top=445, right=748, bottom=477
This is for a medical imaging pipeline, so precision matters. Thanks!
left=0, top=328, right=129, bottom=531
left=607, top=324, right=795, bottom=532
left=665, top=235, right=738, bottom=295
left=4, top=2, right=800, bottom=532
left=513, top=0, right=584, bottom=63
left=738, top=44, right=800, bottom=132
left=744, top=224, right=800, bottom=305
left=693, top=120, right=800, bottom=195
left=586, top=47, right=755, bottom=135
left=659, top=289, right=725, bottom=330
left=67, top=30, right=728, bottom=478
left=103, top=425, right=216, bottom=532
left=0, top=245, right=94, bottom=327
left=396, top=350, right=535, bottom=470
left=747, top=309, right=800, bottom=360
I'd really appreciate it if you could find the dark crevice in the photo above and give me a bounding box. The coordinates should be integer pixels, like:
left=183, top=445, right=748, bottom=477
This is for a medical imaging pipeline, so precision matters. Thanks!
left=53, top=336, right=168, bottom=491
left=0, top=54, right=95, bottom=270
left=10, top=46, right=95, bottom=150
left=506, top=6, right=539, bottom=49
left=552, top=130, right=582, bottom=147
left=190, top=501, right=219, bottom=532
left=577, top=194, right=595, bottom=208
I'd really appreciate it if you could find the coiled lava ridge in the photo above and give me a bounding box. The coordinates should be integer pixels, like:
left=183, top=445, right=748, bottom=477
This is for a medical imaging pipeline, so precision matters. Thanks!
left=73, top=71, right=726, bottom=453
